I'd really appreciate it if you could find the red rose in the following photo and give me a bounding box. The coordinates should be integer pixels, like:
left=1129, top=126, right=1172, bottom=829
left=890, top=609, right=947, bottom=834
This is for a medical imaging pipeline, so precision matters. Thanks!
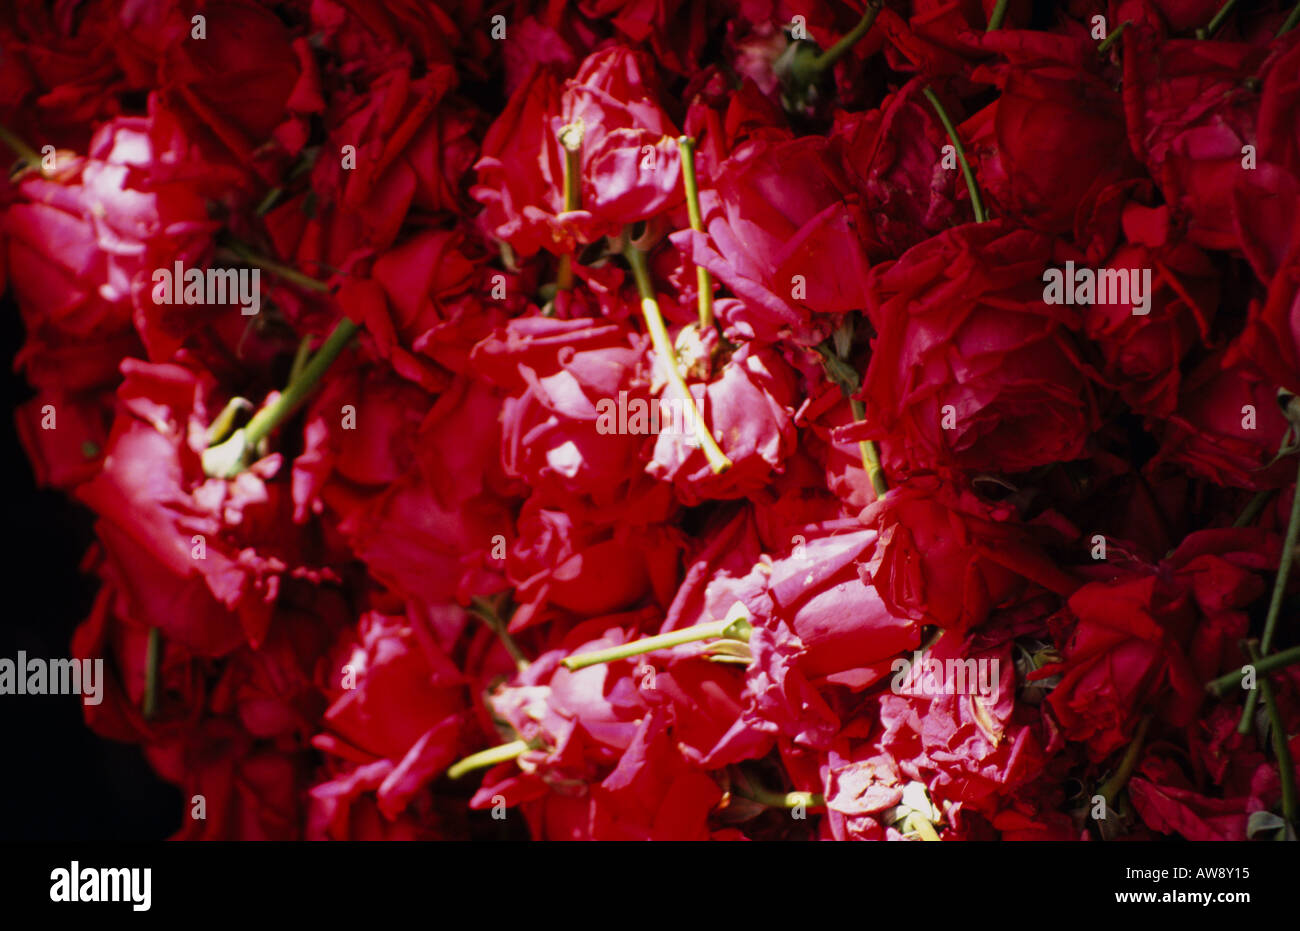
left=333, top=376, right=516, bottom=611
left=339, top=229, right=504, bottom=392
left=674, top=135, right=874, bottom=345
left=312, top=610, right=470, bottom=819
left=1083, top=209, right=1219, bottom=417
left=647, top=342, right=801, bottom=505
left=1149, top=350, right=1293, bottom=490
left=967, top=51, right=1140, bottom=234
left=506, top=497, right=682, bottom=631
left=76, top=360, right=306, bottom=654
left=832, top=77, right=972, bottom=259
left=470, top=315, right=673, bottom=524
left=472, top=46, right=683, bottom=258
left=147, top=721, right=308, bottom=841
left=850, top=220, right=1101, bottom=475
left=1040, top=572, right=1203, bottom=760
left=859, top=475, right=1079, bottom=635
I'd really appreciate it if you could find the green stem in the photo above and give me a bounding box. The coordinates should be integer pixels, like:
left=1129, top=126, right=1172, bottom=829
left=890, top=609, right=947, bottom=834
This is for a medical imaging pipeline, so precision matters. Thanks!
left=809, top=1, right=883, bottom=76
left=1234, top=489, right=1274, bottom=528
left=625, top=239, right=733, bottom=475
left=204, top=396, right=253, bottom=447
left=677, top=136, right=715, bottom=331
left=1208, top=644, right=1300, bottom=695
left=447, top=739, right=533, bottom=780
left=904, top=812, right=941, bottom=841
left=1097, top=714, right=1152, bottom=810
left=556, top=123, right=584, bottom=292
left=469, top=596, right=529, bottom=673
left=849, top=398, right=888, bottom=499
left=143, top=627, right=162, bottom=720
left=1250, top=643, right=1297, bottom=828
left=255, top=187, right=283, bottom=216
left=1097, top=21, right=1128, bottom=54
left=222, top=241, right=331, bottom=293
left=1261, top=455, right=1300, bottom=656
left=287, top=334, right=314, bottom=386
left=244, top=318, right=358, bottom=450
left=746, top=787, right=825, bottom=809
left=923, top=86, right=987, bottom=223
left=562, top=617, right=751, bottom=671
left=1279, top=3, right=1300, bottom=36
left=0, top=123, right=45, bottom=173
left=203, top=316, right=359, bottom=477
left=1197, top=0, right=1239, bottom=37
left=987, top=0, right=1010, bottom=30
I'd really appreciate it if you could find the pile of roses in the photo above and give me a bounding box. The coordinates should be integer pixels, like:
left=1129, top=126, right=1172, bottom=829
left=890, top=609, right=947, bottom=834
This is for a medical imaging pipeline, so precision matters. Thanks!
left=3, top=0, right=1300, bottom=841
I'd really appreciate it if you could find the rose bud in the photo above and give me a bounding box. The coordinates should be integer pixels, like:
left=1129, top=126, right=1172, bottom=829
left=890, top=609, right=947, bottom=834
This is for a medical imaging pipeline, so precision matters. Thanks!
left=309, top=762, right=471, bottom=840
left=1128, top=752, right=1267, bottom=841
left=333, top=376, right=517, bottom=611
left=768, top=532, right=913, bottom=688
left=136, top=1, right=312, bottom=180
left=1120, top=28, right=1297, bottom=253
left=3, top=115, right=214, bottom=364
left=339, top=229, right=505, bottom=392
left=1235, top=231, right=1300, bottom=398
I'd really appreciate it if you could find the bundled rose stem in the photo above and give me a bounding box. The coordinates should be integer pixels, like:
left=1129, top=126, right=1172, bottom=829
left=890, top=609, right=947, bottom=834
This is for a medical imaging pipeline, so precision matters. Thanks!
left=923, top=87, right=986, bottom=223
left=677, top=136, right=715, bottom=330
left=850, top=398, right=888, bottom=499
left=986, top=0, right=1010, bottom=30
left=1233, top=489, right=1274, bottom=528
left=1097, top=22, right=1128, bottom=55
left=1198, top=0, right=1239, bottom=38
left=1207, top=643, right=1300, bottom=695
left=1249, top=642, right=1297, bottom=828
left=447, top=739, right=534, bottom=780
left=562, top=617, right=752, bottom=671
left=1096, top=713, right=1152, bottom=812
left=240, top=317, right=360, bottom=453
left=142, top=627, right=162, bottom=719
left=624, top=238, right=733, bottom=474
left=203, top=254, right=356, bottom=477
left=0, top=122, right=46, bottom=174
left=1237, top=453, right=1300, bottom=733
left=745, top=787, right=825, bottom=810
left=904, top=812, right=941, bottom=841
left=555, top=123, right=584, bottom=292
left=287, top=333, right=314, bottom=385
left=809, top=1, right=882, bottom=75
left=204, top=396, right=253, bottom=447
left=1281, top=3, right=1300, bottom=36
left=1258, top=456, right=1300, bottom=656
left=468, top=596, right=529, bottom=672
left=224, top=240, right=332, bottom=295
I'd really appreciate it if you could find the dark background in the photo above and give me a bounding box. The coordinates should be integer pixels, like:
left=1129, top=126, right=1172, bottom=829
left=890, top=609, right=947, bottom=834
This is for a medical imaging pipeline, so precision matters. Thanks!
left=0, top=291, right=179, bottom=840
